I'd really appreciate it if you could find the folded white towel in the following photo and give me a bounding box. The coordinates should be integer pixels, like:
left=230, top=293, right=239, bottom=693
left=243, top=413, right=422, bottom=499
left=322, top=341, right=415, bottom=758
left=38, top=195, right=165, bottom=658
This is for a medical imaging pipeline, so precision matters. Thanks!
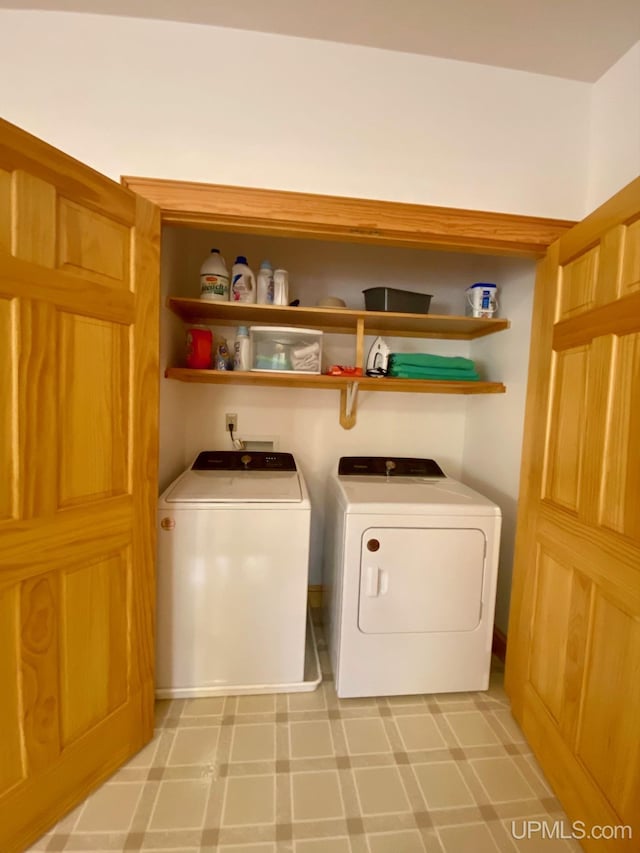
left=292, top=341, right=320, bottom=360
left=290, top=340, right=320, bottom=371
left=291, top=355, right=320, bottom=371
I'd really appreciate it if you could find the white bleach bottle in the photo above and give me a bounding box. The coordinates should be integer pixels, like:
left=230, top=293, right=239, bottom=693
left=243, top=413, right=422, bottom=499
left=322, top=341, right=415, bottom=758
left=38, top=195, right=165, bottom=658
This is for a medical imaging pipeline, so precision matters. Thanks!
left=199, top=248, right=230, bottom=301
left=230, top=256, right=257, bottom=303
left=257, top=260, right=274, bottom=304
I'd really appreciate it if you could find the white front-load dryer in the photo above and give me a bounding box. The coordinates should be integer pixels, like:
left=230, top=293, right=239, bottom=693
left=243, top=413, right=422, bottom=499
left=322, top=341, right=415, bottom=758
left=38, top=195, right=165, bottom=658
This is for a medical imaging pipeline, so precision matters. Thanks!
left=324, top=457, right=501, bottom=698
left=157, top=450, right=311, bottom=698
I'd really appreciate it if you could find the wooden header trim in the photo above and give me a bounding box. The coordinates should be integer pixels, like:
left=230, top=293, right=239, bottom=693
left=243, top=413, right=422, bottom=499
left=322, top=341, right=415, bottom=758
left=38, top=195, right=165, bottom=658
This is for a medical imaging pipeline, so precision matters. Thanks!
left=122, top=176, right=575, bottom=258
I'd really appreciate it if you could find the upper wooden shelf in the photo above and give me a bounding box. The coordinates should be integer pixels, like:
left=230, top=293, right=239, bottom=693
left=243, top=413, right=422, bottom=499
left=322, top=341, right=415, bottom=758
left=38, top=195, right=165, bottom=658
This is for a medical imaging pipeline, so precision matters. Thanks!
left=167, top=297, right=509, bottom=340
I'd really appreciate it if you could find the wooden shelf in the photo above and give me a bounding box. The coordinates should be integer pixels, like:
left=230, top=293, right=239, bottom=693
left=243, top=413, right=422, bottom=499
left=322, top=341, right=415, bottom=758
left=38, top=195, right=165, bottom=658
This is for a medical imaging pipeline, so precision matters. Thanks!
left=165, top=368, right=506, bottom=395
left=167, top=297, right=509, bottom=340
left=166, top=297, right=508, bottom=428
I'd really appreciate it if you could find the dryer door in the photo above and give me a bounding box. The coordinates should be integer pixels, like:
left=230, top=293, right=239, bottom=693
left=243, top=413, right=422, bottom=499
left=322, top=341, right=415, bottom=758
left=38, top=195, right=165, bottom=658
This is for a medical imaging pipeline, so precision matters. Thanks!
left=358, top=527, right=486, bottom=634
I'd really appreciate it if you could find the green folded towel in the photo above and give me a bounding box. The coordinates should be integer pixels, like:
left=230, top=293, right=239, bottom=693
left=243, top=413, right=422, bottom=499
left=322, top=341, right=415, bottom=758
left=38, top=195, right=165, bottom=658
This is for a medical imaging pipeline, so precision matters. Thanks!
left=390, top=364, right=477, bottom=374
left=389, top=366, right=479, bottom=381
left=390, top=353, right=475, bottom=371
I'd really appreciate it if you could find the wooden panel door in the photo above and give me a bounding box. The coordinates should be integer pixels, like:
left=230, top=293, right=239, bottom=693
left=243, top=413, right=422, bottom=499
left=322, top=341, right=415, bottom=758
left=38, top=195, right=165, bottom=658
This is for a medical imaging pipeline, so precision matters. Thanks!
left=0, top=118, right=160, bottom=852
left=506, top=177, right=640, bottom=851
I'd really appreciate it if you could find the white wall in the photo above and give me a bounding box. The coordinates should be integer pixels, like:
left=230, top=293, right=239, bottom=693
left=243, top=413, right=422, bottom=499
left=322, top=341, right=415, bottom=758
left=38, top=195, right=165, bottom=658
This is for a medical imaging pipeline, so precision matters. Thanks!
left=587, top=41, right=640, bottom=213
left=160, top=227, right=535, bottom=592
left=158, top=228, right=190, bottom=489
left=0, top=9, right=590, bottom=219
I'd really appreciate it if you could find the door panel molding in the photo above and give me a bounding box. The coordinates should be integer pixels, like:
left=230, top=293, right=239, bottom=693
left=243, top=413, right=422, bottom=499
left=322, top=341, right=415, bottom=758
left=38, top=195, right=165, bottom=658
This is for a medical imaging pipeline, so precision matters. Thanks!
left=0, top=495, right=133, bottom=584
left=543, top=345, right=589, bottom=512
left=20, top=572, right=62, bottom=772
left=537, top=505, right=640, bottom=610
left=0, top=249, right=136, bottom=324
left=0, top=585, right=26, bottom=794
left=575, top=591, right=640, bottom=826
left=557, top=247, right=599, bottom=321
left=0, top=296, right=17, bottom=522
left=57, top=198, right=132, bottom=289
left=620, top=218, right=640, bottom=295
left=553, top=289, right=640, bottom=350
left=521, top=682, right=633, bottom=849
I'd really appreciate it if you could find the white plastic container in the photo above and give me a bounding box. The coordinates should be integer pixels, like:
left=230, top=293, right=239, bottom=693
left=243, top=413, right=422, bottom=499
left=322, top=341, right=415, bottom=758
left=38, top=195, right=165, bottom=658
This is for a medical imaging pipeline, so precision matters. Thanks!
left=466, top=283, right=498, bottom=318
left=233, top=326, right=251, bottom=371
left=250, top=326, right=322, bottom=374
left=273, top=269, right=289, bottom=306
left=200, top=248, right=230, bottom=301
left=230, top=256, right=256, bottom=303
left=257, top=260, right=274, bottom=304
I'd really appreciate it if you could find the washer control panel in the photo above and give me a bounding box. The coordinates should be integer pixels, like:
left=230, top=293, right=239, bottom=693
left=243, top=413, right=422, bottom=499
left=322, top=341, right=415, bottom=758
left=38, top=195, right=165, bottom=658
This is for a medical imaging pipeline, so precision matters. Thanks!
left=192, top=451, right=297, bottom=471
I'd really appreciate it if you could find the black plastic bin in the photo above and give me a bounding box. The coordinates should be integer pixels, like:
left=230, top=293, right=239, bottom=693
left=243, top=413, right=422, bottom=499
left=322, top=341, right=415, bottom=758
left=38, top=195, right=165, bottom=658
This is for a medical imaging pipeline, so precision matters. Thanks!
left=363, top=287, right=432, bottom=314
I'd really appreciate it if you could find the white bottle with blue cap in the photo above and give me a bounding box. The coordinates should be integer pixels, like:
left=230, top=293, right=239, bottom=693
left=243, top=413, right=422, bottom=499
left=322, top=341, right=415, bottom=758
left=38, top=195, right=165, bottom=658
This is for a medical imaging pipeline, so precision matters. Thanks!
left=233, top=326, right=251, bottom=371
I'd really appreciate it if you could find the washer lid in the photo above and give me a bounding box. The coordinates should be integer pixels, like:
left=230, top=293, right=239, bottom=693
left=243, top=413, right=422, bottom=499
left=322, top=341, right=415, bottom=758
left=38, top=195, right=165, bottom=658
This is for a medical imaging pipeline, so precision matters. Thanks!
left=165, top=469, right=303, bottom=503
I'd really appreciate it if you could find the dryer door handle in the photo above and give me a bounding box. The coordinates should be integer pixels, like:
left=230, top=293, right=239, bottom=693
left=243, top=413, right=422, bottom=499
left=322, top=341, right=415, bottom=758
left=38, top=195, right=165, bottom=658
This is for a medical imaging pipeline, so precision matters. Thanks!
left=365, top=566, right=380, bottom=597
left=365, top=567, right=389, bottom=597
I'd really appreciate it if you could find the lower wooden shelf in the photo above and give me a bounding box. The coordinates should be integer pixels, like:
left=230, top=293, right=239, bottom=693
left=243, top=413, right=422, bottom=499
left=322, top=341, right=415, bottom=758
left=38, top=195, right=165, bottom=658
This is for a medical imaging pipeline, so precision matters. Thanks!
left=165, top=367, right=506, bottom=395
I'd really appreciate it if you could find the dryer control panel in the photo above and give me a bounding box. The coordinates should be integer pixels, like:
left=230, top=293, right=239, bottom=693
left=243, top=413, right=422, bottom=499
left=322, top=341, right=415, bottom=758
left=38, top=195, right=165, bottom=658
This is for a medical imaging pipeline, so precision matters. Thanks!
left=338, top=457, right=445, bottom=477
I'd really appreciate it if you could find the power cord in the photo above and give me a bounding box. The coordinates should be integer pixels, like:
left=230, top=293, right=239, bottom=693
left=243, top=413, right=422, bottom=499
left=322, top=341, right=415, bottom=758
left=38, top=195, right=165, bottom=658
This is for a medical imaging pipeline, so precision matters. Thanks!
left=228, top=423, right=244, bottom=450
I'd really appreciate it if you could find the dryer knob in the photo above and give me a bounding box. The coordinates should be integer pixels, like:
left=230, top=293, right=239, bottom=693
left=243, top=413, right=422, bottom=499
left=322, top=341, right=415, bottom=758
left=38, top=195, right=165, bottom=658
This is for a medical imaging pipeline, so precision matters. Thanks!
left=367, top=538, right=380, bottom=552
left=160, top=517, right=175, bottom=530
left=241, top=454, right=252, bottom=467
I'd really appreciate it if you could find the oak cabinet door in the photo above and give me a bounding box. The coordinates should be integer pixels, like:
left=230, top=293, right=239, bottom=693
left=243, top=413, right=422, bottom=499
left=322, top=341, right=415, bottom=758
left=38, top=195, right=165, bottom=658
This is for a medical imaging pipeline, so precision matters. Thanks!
left=0, top=118, right=160, bottom=853
left=506, top=178, right=640, bottom=852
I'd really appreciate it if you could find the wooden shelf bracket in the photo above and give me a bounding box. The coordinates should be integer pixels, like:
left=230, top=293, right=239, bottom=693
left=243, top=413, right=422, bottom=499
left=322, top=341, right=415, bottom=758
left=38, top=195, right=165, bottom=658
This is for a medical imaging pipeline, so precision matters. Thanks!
left=339, top=381, right=359, bottom=430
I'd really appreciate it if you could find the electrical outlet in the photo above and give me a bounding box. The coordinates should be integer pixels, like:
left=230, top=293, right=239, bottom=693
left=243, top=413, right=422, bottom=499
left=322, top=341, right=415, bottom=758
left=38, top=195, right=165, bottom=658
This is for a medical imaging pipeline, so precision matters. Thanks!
left=225, top=413, right=238, bottom=431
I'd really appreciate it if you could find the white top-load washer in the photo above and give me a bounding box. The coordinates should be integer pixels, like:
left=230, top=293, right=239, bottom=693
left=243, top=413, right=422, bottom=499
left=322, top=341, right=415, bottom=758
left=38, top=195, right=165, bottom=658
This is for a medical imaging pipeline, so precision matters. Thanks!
left=156, top=450, right=312, bottom=698
left=324, top=457, right=501, bottom=698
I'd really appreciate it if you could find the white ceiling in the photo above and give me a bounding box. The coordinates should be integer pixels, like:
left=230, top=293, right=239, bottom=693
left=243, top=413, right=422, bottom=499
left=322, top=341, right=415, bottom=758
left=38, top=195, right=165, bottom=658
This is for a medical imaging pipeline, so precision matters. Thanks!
left=2, top=0, right=640, bottom=81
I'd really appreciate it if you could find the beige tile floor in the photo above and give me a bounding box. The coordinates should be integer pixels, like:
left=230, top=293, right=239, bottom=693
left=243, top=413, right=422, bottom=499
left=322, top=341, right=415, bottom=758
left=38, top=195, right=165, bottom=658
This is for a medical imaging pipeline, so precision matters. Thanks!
left=28, top=628, right=582, bottom=852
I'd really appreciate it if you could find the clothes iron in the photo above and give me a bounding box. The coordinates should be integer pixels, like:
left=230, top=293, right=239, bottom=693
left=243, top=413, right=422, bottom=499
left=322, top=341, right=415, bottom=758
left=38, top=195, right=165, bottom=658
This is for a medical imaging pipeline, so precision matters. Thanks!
left=366, top=336, right=390, bottom=376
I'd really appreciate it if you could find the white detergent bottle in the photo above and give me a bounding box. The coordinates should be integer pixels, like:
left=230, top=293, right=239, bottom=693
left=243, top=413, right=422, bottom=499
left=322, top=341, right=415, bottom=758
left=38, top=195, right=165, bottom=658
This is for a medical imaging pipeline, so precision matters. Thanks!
left=230, top=256, right=256, bottom=303
left=233, top=326, right=251, bottom=371
left=199, top=248, right=230, bottom=301
left=256, top=260, right=274, bottom=304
